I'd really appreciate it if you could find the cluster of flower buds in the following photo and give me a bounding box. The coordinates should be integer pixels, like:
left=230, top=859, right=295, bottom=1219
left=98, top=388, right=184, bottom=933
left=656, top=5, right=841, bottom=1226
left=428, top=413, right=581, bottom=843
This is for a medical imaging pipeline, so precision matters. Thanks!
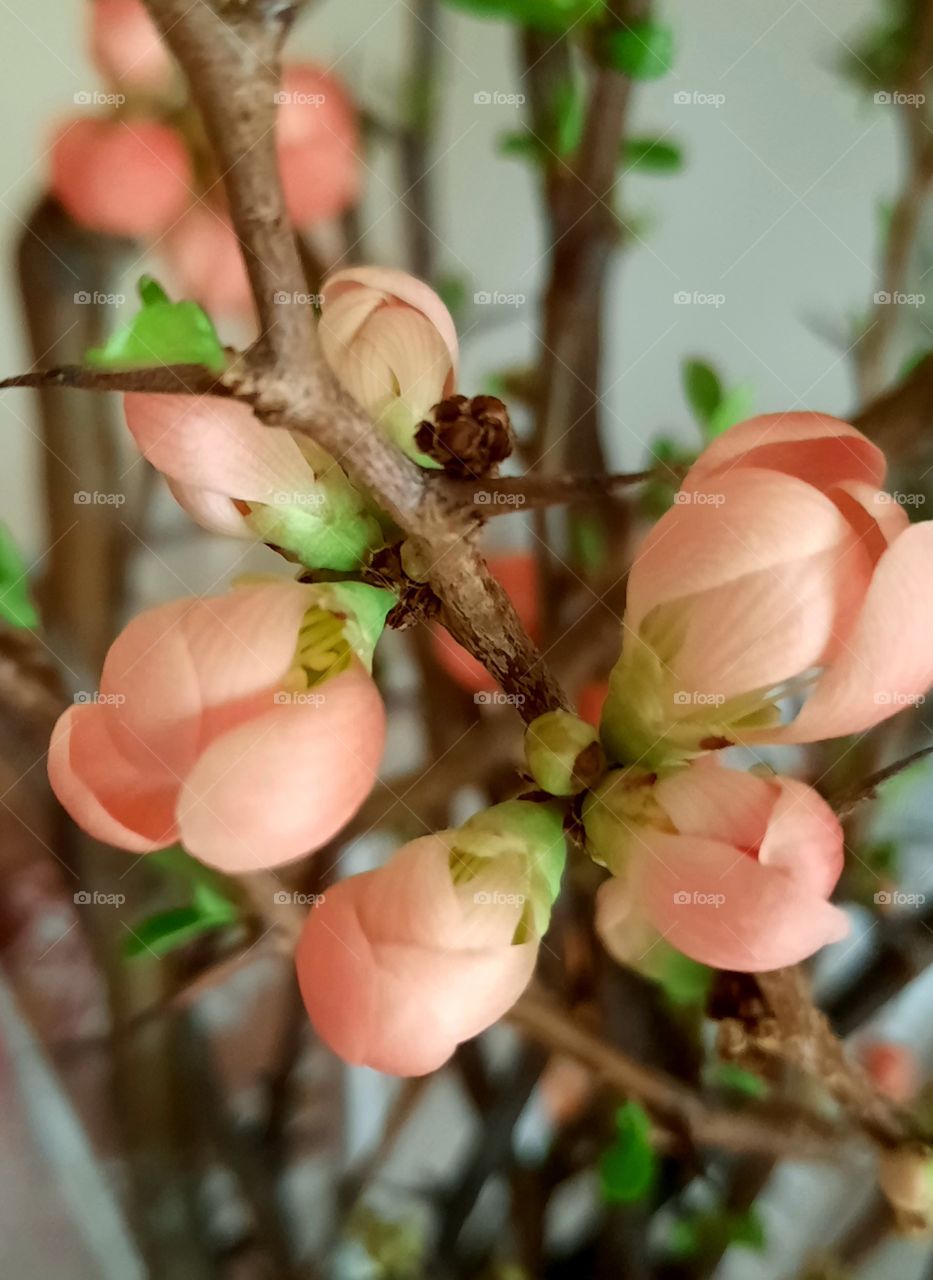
left=51, top=0, right=360, bottom=317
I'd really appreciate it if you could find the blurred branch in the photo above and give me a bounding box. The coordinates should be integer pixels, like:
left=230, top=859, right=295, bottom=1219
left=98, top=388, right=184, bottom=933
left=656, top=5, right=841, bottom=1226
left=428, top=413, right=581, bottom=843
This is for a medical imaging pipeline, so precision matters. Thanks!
left=509, top=990, right=861, bottom=1161
left=832, top=743, right=933, bottom=817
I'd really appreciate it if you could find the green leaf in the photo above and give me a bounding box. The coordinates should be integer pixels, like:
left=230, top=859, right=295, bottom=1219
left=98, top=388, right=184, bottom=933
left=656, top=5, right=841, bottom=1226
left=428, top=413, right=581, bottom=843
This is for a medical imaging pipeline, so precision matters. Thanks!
left=707, top=1061, right=770, bottom=1099
left=651, top=947, right=713, bottom=1008
left=728, top=1208, right=766, bottom=1251
left=442, top=0, right=604, bottom=33
left=667, top=1208, right=767, bottom=1259
left=0, top=524, right=39, bottom=629
left=682, top=358, right=723, bottom=428
left=86, top=275, right=225, bottom=372
left=124, top=905, right=233, bottom=959
left=599, top=1101, right=658, bottom=1203
left=601, top=20, right=674, bottom=79
left=499, top=130, right=548, bottom=164
left=623, top=136, right=684, bottom=173
left=706, top=381, right=755, bottom=437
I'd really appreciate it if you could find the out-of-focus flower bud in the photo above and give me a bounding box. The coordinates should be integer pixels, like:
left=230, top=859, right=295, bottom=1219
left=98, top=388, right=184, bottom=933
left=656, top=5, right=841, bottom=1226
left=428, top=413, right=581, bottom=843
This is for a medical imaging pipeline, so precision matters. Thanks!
left=524, top=710, right=605, bottom=797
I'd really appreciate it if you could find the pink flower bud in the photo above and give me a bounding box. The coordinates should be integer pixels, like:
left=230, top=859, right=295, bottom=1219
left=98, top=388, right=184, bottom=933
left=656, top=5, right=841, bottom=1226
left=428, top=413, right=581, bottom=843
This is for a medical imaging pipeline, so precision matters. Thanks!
left=50, top=117, right=191, bottom=238
left=89, top=0, right=174, bottom=95
left=319, top=266, right=458, bottom=455
left=48, top=582, right=386, bottom=872
left=161, top=206, right=253, bottom=319
left=602, top=414, right=933, bottom=766
left=591, top=757, right=849, bottom=972
left=276, top=64, right=359, bottom=226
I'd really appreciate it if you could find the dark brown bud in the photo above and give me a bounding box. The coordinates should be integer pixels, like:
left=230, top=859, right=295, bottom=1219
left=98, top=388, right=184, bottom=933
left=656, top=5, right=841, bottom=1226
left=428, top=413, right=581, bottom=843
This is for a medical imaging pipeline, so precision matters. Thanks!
left=415, top=394, right=514, bottom=479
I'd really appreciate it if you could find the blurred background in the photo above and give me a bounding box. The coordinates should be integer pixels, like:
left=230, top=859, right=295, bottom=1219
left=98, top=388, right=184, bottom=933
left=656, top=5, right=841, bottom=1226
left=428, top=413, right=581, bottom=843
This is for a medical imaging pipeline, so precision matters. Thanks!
left=2, top=1, right=933, bottom=1278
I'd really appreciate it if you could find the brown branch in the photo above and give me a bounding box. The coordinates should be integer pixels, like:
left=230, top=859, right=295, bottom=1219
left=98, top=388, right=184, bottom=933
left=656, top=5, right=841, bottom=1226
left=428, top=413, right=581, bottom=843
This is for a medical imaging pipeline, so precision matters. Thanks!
left=508, top=990, right=863, bottom=1162
left=832, top=744, right=933, bottom=818
left=0, top=363, right=227, bottom=396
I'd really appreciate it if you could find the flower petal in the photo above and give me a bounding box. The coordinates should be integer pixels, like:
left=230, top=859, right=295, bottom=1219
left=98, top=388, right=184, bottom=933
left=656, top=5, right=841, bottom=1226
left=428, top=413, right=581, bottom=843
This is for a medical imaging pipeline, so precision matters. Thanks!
left=49, top=705, right=179, bottom=852
left=176, top=664, right=385, bottom=871
left=123, top=394, right=320, bottom=508
left=635, top=829, right=849, bottom=971
left=684, top=413, right=885, bottom=493
left=765, top=522, right=933, bottom=743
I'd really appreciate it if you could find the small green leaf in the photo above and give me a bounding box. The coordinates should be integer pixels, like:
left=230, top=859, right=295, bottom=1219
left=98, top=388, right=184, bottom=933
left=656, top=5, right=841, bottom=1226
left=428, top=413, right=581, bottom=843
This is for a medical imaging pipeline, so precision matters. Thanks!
left=651, top=947, right=713, bottom=1008
left=499, top=130, right=548, bottom=164
left=622, top=137, right=684, bottom=173
left=683, top=358, right=723, bottom=428
left=728, top=1208, right=766, bottom=1251
left=601, top=20, right=674, bottom=79
left=86, top=275, right=225, bottom=372
left=599, top=1101, right=658, bottom=1203
left=0, top=524, right=39, bottom=629
left=124, top=906, right=233, bottom=959
left=706, top=381, right=755, bottom=437
left=707, top=1061, right=770, bottom=1099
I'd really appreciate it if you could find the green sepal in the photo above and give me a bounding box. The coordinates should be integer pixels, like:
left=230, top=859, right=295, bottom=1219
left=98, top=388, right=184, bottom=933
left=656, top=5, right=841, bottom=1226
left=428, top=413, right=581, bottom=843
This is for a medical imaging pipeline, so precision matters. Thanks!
left=246, top=502, right=383, bottom=574
left=86, top=275, right=225, bottom=372
left=318, top=581, right=396, bottom=672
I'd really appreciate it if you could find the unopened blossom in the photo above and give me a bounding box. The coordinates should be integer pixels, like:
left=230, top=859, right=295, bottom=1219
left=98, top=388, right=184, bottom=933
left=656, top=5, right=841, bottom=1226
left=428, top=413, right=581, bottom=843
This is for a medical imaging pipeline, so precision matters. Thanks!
left=48, top=581, right=390, bottom=872
left=319, top=266, right=458, bottom=461
left=297, top=801, right=566, bottom=1074
left=588, top=757, right=849, bottom=971
left=90, top=0, right=174, bottom=95
left=601, top=413, right=933, bottom=767
left=50, top=117, right=191, bottom=238
left=122, top=393, right=382, bottom=570
left=431, top=551, right=538, bottom=693
left=162, top=206, right=253, bottom=319
left=276, top=64, right=360, bottom=226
